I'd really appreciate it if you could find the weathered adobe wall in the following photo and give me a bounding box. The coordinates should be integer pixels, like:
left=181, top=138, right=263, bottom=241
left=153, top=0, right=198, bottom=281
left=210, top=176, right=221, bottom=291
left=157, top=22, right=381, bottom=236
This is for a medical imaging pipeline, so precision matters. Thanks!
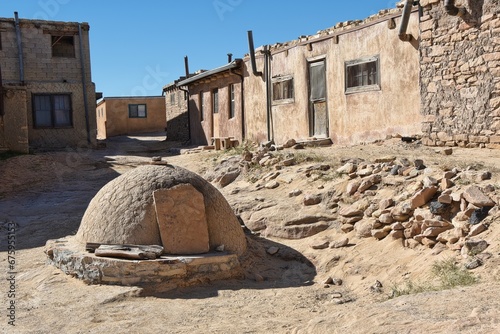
left=103, top=97, right=166, bottom=138
left=188, top=75, right=243, bottom=146
left=165, top=90, right=189, bottom=142
left=241, top=57, right=269, bottom=144
left=419, top=0, right=500, bottom=148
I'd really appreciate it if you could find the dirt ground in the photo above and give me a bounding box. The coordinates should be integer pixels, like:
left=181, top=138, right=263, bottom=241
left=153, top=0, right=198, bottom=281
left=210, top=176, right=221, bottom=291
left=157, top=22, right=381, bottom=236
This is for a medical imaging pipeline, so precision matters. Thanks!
left=1, top=133, right=499, bottom=334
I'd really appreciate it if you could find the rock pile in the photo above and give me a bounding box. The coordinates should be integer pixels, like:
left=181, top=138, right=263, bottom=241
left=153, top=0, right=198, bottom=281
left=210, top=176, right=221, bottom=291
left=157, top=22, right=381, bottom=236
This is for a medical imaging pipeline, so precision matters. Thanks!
left=207, top=144, right=499, bottom=267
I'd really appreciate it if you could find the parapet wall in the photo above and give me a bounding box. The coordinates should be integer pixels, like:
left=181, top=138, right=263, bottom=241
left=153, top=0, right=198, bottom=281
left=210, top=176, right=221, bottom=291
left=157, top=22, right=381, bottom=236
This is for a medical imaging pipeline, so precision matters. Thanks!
left=419, top=0, right=500, bottom=148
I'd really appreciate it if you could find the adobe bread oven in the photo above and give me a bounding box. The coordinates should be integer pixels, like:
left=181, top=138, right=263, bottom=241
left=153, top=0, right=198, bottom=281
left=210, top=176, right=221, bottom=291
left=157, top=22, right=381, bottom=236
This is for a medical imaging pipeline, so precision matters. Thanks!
left=45, top=164, right=247, bottom=291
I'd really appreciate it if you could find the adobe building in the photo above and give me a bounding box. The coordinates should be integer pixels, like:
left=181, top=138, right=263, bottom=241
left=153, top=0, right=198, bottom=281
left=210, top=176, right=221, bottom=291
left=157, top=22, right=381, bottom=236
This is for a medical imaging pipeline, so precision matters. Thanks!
left=174, top=59, right=244, bottom=146
left=418, top=0, right=500, bottom=149
left=0, top=13, right=97, bottom=152
left=96, top=96, right=166, bottom=139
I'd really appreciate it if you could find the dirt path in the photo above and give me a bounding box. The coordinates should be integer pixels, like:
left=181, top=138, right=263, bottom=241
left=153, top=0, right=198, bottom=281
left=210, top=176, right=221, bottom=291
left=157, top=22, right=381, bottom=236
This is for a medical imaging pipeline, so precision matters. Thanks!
left=1, top=134, right=499, bottom=333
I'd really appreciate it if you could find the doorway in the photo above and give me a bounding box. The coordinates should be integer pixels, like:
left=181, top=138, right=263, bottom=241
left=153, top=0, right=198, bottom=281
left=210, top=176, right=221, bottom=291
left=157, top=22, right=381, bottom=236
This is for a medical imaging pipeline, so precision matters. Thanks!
left=308, top=59, right=328, bottom=137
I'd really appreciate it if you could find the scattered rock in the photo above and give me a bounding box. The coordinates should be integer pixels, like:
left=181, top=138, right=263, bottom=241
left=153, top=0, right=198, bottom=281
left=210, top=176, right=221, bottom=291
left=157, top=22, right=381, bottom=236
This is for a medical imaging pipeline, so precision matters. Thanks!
left=289, top=189, right=303, bottom=197
left=311, top=241, right=330, bottom=249
left=303, top=193, right=322, bottom=206
left=330, top=237, right=349, bottom=248
left=266, top=246, right=280, bottom=255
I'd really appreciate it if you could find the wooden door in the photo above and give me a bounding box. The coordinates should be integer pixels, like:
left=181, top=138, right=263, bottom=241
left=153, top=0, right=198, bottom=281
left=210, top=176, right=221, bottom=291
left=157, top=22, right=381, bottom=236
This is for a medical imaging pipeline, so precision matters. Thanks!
left=308, top=60, right=328, bottom=137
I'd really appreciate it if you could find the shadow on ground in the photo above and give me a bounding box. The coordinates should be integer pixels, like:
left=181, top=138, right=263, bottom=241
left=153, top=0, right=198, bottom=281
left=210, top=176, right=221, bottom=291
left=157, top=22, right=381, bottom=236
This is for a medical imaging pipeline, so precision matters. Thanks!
left=145, top=235, right=317, bottom=299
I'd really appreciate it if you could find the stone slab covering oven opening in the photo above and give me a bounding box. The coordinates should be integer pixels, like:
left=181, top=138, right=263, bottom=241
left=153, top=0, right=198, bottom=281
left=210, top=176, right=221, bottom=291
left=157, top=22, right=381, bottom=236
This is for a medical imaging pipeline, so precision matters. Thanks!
left=45, top=164, right=247, bottom=291
left=153, top=184, right=210, bottom=254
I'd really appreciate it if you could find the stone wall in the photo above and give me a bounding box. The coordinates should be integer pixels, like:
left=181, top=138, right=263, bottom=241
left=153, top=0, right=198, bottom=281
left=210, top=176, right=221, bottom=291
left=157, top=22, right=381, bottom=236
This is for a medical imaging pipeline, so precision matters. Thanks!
left=419, top=0, right=500, bottom=148
left=165, top=89, right=190, bottom=142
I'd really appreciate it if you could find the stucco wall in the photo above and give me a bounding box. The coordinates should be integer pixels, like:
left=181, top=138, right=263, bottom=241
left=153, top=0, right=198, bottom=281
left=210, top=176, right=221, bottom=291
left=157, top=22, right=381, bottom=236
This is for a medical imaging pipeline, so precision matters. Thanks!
left=243, top=9, right=422, bottom=146
left=419, top=0, right=500, bottom=148
left=99, top=97, right=166, bottom=138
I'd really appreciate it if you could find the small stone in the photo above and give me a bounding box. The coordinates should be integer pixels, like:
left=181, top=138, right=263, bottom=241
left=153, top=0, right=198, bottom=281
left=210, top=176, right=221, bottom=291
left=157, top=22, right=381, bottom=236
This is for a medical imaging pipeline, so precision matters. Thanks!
left=215, top=245, right=225, bottom=252
left=442, top=148, right=453, bottom=155
left=311, top=241, right=330, bottom=250
left=332, top=278, right=343, bottom=286
left=468, top=223, right=487, bottom=237
left=370, top=280, right=383, bottom=293
left=303, top=194, right=322, bottom=206
left=254, top=273, right=264, bottom=282
left=465, top=258, right=483, bottom=270
left=265, top=180, right=279, bottom=189
left=330, top=238, right=349, bottom=248
left=289, top=189, right=302, bottom=197
left=266, top=246, right=279, bottom=255
left=323, top=277, right=334, bottom=285
left=151, top=156, right=162, bottom=162
left=414, top=159, right=426, bottom=170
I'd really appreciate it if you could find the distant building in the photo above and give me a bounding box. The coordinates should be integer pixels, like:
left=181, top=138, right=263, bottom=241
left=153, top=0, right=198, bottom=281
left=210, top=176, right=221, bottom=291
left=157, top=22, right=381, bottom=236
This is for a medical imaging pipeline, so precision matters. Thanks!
left=96, top=96, right=166, bottom=139
left=0, top=13, right=97, bottom=152
left=174, top=61, right=244, bottom=146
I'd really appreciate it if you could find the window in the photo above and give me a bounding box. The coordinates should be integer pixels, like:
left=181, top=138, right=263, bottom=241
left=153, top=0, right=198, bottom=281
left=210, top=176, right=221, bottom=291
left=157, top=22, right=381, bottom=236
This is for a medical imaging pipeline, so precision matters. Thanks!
left=212, top=89, right=219, bottom=114
left=129, top=104, right=147, bottom=118
left=345, top=55, right=380, bottom=94
left=309, top=60, right=326, bottom=101
left=170, top=92, right=175, bottom=106
left=229, top=84, right=235, bottom=118
left=199, top=92, right=204, bottom=121
left=33, top=94, right=72, bottom=128
left=51, top=35, right=75, bottom=58
left=272, top=76, right=294, bottom=104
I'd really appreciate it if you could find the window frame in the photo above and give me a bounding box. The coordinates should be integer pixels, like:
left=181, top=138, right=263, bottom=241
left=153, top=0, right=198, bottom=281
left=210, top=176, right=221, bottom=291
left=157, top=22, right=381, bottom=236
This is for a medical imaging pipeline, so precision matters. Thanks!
left=345, top=55, right=380, bottom=94
left=51, top=35, right=75, bottom=58
left=128, top=104, right=147, bottom=118
left=272, top=75, right=294, bottom=105
left=170, top=92, right=176, bottom=106
left=229, top=84, right=235, bottom=119
left=212, top=89, right=219, bottom=114
left=32, top=93, right=73, bottom=129
left=199, top=91, right=204, bottom=121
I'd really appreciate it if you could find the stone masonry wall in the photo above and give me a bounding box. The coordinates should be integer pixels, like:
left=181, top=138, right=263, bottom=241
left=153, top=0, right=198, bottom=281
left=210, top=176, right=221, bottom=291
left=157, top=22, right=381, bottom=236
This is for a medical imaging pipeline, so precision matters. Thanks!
left=419, top=0, right=500, bottom=148
left=165, top=89, right=189, bottom=142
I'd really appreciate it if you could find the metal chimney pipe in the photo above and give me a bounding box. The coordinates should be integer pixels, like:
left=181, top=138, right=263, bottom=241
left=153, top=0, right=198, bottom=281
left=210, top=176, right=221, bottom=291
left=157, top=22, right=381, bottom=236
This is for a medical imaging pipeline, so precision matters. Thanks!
left=227, top=53, right=233, bottom=63
left=247, top=30, right=262, bottom=76
left=184, top=56, right=190, bottom=78
left=14, top=12, right=25, bottom=83
left=398, top=0, right=413, bottom=41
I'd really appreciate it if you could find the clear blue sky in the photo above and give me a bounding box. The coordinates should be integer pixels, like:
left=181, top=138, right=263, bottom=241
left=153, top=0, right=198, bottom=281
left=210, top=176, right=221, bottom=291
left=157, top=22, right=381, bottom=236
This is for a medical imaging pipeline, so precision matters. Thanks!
left=1, top=0, right=399, bottom=97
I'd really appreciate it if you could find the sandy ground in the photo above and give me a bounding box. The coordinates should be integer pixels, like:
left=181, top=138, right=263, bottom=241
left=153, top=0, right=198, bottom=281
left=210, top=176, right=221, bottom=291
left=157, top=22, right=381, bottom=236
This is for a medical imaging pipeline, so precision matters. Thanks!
left=1, top=133, right=499, bottom=334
